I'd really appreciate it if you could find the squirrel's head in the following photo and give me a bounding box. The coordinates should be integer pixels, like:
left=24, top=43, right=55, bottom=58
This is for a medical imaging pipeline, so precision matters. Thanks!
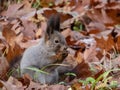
left=44, top=14, right=67, bottom=53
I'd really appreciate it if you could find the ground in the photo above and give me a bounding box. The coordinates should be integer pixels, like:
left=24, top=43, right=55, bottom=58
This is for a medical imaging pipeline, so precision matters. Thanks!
left=0, top=0, right=120, bottom=90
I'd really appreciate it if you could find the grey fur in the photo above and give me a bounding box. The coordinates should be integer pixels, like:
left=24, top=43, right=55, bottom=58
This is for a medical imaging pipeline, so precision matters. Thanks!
left=20, top=15, right=68, bottom=84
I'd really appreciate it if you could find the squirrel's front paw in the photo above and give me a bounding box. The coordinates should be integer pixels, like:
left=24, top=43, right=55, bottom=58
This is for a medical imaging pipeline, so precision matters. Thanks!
left=51, top=50, right=68, bottom=62
left=57, top=50, right=68, bottom=62
left=62, top=50, right=68, bottom=58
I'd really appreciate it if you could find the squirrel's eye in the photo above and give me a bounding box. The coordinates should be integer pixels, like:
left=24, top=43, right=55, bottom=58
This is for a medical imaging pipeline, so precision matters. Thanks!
left=55, top=40, right=59, bottom=43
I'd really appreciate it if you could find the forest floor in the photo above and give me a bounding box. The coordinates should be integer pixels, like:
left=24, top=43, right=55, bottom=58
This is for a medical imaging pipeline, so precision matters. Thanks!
left=0, top=0, right=120, bottom=90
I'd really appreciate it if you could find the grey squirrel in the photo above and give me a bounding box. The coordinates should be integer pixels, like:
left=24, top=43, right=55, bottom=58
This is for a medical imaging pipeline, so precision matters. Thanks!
left=20, top=14, right=68, bottom=84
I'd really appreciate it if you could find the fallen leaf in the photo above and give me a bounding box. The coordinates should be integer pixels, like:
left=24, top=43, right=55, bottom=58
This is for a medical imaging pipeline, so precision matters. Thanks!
left=95, top=32, right=115, bottom=52
left=6, top=43, right=23, bottom=64
left=1, top=76, right=25, bottom=90
left=21, top=20, right=37, bottom=39
left=0, top=56, right=9, bottom=80
left=2, top=3, right=24, bottom=17
left=116, top=35, right=120, bottom=51
left=61, top=28, right=71, bottom=38
left=71, top=82, right=82, bottom=90
left=75, top=51, right=83, bottom=63
left=2, top=24, right=16, bottom=48
left=83, top=44, right=98, bottom=62
left=71, top=60, right=91, bottom=79
left=48, top=84, right=68, bottom=90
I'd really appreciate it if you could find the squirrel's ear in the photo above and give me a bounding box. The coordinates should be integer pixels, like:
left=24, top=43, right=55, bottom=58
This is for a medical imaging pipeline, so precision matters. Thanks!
left=45, top=15, right=54, bottom=40
left=45, top=14, right=60, bottom=41
left=54, top=14, right=60, bottom=31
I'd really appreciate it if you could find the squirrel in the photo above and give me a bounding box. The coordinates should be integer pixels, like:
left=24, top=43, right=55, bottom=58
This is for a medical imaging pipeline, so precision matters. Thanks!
left=20, top=14, right=68, bottom=84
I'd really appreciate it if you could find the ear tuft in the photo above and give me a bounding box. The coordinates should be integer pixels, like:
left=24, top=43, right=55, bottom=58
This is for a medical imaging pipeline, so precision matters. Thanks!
left=54, top=14, right=60, bottom=31
left=46, top=14, right=54, bottom=35
left=45, top=14, right=60, bottom=41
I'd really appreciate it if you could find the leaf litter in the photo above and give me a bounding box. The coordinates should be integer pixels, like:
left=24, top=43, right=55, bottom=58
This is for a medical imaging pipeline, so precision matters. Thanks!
left=0, top=0, right=120, bottom=90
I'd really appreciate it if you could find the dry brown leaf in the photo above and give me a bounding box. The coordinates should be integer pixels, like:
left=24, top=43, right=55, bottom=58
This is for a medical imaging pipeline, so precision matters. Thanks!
left=108, top=55, right=120, bottom=70
left=48, top=84, right=68, bottom=90
left=21, top=20, right=37, bottom=39
left=88, top=29, right=101, bottom=35
left=22, top=74, right=68, bottom=90
left=66, top=35, right=76, bottom=46
left=1, top=76, right=25, bottom=90
left=66, top=30, right=85, bottom=47
left=0, top=56, right=9, bottom=80
left=21, top=0, right=34, bottom=12
left=28, top=13, right=46, bottom=23
left=2, top=23, right=23, bottom=61
left=116, top=35, right=120, bottom=51
left=61, top=28, right=71, bottom=38
left=0, top=38, right=8, bottom=53
left=1, top=23, right=25, bottom=63
left=6, top=43, right=23, bottom=63
left=86, top=2, right=120, bottom=28
left=75, top=51, right=83, bottom=63
left=95, top=33, right=115, bottom=52
left=2, top=3, right=24, bottom=17
left=35, top=21, right=47, bottom=38
left=83, top=44, right=98, bottom=62
left=71, top=82, right=82, bottom=90
left=2, top=24, right=16, bottom=48
left=73, top=0, right=90, bottom=13
left=27, top=80, right=47, bottom=90
left=71, top=60, right=91, bottom=79
left=1, top=2, right=35, bottom=20
left=35, top=28, right=42, bottom=39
